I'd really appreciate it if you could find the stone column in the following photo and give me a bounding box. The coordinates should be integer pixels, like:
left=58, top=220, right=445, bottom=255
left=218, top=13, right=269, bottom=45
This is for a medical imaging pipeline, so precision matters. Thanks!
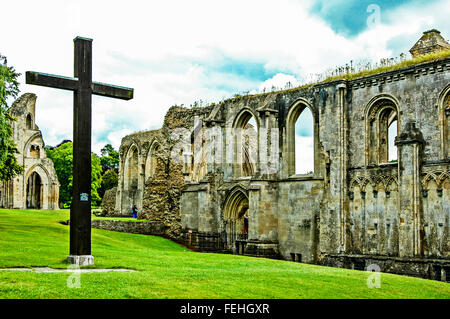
left=257, top=108, right=278, bottom=179
left=204, top=121, right=223, bottom=175
left=337, top=82, right=349, bottom=252
left=395, top=121, right=425, bottom=257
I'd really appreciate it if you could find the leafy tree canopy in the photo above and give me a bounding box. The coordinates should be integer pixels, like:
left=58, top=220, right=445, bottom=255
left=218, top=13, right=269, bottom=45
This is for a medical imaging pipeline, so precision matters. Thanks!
left=98, top=168, right=118, bottom=199
left=46, top=142, right=103, bottom=206
left=0, top=54, right=23, bottom=181
left=100, top=143, right=119, bottom=173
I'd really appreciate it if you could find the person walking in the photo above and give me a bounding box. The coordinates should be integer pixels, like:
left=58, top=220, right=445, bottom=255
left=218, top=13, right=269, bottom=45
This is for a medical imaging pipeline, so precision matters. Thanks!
left=131, top=204, right=138, bottom=219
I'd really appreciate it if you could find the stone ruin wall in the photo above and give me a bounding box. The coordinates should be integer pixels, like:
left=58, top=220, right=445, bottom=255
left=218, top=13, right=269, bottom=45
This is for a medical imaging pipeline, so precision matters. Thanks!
left=114, top=105, right=214, bottom=238
left=116, top=54, right=450, bottom=280
left=0, top=93, right=59, bottom=210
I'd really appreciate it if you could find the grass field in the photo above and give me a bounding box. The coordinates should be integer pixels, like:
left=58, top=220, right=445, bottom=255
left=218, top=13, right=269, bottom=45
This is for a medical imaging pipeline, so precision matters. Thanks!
left=0, top=209, right=449, bottom=299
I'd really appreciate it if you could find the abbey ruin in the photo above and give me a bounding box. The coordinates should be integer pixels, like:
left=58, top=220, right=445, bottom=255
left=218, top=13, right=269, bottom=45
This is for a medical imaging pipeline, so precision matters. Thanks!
left=0, top=93, right=59, bottom=210
left=112, top=30, right=449, bottom=280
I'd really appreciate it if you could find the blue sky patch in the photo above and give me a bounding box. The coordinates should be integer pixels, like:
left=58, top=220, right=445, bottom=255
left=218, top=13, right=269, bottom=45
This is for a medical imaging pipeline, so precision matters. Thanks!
left=295, top=108, right=314, bottom=137
left=309, top=0, right=435, bottom=37
left=209, top=57, right=277, bottom=82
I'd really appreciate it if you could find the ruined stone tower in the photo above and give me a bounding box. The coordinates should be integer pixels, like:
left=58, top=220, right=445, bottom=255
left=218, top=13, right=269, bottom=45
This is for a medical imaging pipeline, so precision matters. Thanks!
left=410, top=29, right=450, bottom=58
left=0, top=93, right=60, bottom=210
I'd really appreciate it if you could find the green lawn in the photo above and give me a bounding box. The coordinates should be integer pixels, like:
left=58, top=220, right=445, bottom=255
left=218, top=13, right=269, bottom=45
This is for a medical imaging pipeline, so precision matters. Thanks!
left=0, top=209, right=448, bottom=299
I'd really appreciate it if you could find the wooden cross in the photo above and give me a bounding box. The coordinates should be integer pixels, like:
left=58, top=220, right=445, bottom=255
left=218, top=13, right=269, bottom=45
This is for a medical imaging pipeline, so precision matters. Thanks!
left=26, top=36, right=133, bottom=265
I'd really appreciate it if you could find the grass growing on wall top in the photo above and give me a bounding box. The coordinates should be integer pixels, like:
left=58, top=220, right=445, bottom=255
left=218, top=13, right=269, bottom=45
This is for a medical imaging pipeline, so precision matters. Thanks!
left=322, top=49, right=450, bottom=83
left=219, top=49, right=450, bottom=104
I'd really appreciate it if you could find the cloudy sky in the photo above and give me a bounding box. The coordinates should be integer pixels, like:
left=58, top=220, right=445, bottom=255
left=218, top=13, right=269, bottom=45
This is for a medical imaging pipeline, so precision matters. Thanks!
left=2, top=0, right=449, bottom=157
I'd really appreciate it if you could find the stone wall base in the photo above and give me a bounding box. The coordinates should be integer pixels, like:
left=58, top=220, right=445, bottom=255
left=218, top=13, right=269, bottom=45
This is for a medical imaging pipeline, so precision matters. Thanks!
left=91, top=220, right=167, bottom=236
left=244, top=241, right=280, bottom=259
left=318, top=254, right=450, bottom=282
left=180, top=230, right=280, bottom=258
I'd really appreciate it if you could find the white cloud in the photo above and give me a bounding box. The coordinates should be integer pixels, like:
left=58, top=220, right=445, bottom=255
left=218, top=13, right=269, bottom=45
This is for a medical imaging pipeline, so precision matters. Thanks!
left=295, top=136, right=314, bottom=174
left=2, top=0, right=449, bottom=154
left=256, top=73, right=300, bottom=92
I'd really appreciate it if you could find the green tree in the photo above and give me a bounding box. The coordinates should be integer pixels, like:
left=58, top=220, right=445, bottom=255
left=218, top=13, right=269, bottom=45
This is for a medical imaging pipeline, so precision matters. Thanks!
left=98, top=169, right=118, bottom=199
left=46, top=142, right=73, bottom=205
left=100, top=144, right=119, bottom=173
left=46, top=141, right=103, bottom=207
left=0, top=54, right=23, bottom=181
left=91, top=153, right=103, bottom=206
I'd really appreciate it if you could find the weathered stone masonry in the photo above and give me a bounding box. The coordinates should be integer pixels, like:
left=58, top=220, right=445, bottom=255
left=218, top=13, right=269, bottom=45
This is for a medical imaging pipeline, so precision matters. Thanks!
left=0, top=93, right=59, bottom=210
left=116, top=32, right=450, bottom=281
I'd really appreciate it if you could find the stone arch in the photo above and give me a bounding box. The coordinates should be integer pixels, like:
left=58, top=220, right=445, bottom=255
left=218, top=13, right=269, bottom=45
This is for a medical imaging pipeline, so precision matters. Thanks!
left=124, top=144, right=140, bottom=191
left=222, top=186, right=249, bottom=248
left=121, top=143, right=143, bottom=214
left=232, top=108, right=259, bottom=178
left=349, top=177, right=363, bottom=191
left=23, top=132, right=43, bottom=159
left=24, top=164, right=51, bottom=209
left=285, top=98, right=319, bottom=176
left=26, top=113, right=33, bottom=129
left=189, top=122, right=208, bottom=183
left=232, top=108, right=260, bottom=129
left=375, top=178, right=387, bottom=192
left=438, top=84, right=450, bottom=159
left=385, top=176, right=399, bottom=192
left=365, top=94, right=400, bottom=165
left=359, top=177, right=371, bottom=193
left=423, top=172, right=440, bottom=190
left=144, top=139, right=160, bottom=182
left=437, top=171, right=450, bottom=187
left=191, top=138, right=207, bottom=183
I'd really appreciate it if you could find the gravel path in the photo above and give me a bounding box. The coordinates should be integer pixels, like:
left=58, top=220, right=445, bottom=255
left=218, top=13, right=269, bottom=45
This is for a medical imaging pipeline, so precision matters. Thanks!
left=0, top=267, right=135, bottom=273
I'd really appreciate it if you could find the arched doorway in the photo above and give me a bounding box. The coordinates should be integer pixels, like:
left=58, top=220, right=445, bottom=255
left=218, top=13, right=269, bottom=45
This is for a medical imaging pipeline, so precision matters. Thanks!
left=26, top=172, right=42, bottom=209
left=223, top=188, right=249, bottom=252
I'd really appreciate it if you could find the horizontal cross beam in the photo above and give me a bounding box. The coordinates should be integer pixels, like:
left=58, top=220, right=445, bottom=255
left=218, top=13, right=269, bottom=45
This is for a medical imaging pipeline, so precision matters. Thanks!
left=91, top=82, right=134, bottom=100
left=26, top=71, right=134, bottom=100
left=26, top=72, right=78, bottom=91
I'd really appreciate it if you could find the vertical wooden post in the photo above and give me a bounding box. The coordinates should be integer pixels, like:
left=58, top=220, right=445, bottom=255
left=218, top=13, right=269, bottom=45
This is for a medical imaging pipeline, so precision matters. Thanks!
left=70, top=37, right=93, bottom=257
left=25, top=36, right=133, bottom=265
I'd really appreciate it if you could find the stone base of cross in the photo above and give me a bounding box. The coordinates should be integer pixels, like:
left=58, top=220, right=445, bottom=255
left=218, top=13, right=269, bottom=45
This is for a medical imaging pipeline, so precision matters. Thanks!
left=67, top=255, right=95, bottom=266
left=26, top=37, right=134, bottom=266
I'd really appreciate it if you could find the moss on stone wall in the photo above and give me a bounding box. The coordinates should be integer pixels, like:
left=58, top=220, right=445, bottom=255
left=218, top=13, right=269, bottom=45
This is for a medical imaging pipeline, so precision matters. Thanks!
left=101, top=187, right=117, bottom=216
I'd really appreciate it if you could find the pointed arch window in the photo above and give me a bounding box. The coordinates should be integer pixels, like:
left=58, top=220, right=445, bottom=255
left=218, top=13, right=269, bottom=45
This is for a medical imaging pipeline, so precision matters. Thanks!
left=26, top=114, right=33, bottom=129
left=125, top=146, right=139, bottom=190
left=145, top=142, right=160, bottom=182
left=365, top=97, right=400, bottom=165
left=294, top=107, right=314, bottom=174
left=233, top=110, right=258, bottom=178
left=442, top=89, right=450, bottom=159
left=388, top=119, right=398, bottom=162
left=286, top=100, right=318, bottom=176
